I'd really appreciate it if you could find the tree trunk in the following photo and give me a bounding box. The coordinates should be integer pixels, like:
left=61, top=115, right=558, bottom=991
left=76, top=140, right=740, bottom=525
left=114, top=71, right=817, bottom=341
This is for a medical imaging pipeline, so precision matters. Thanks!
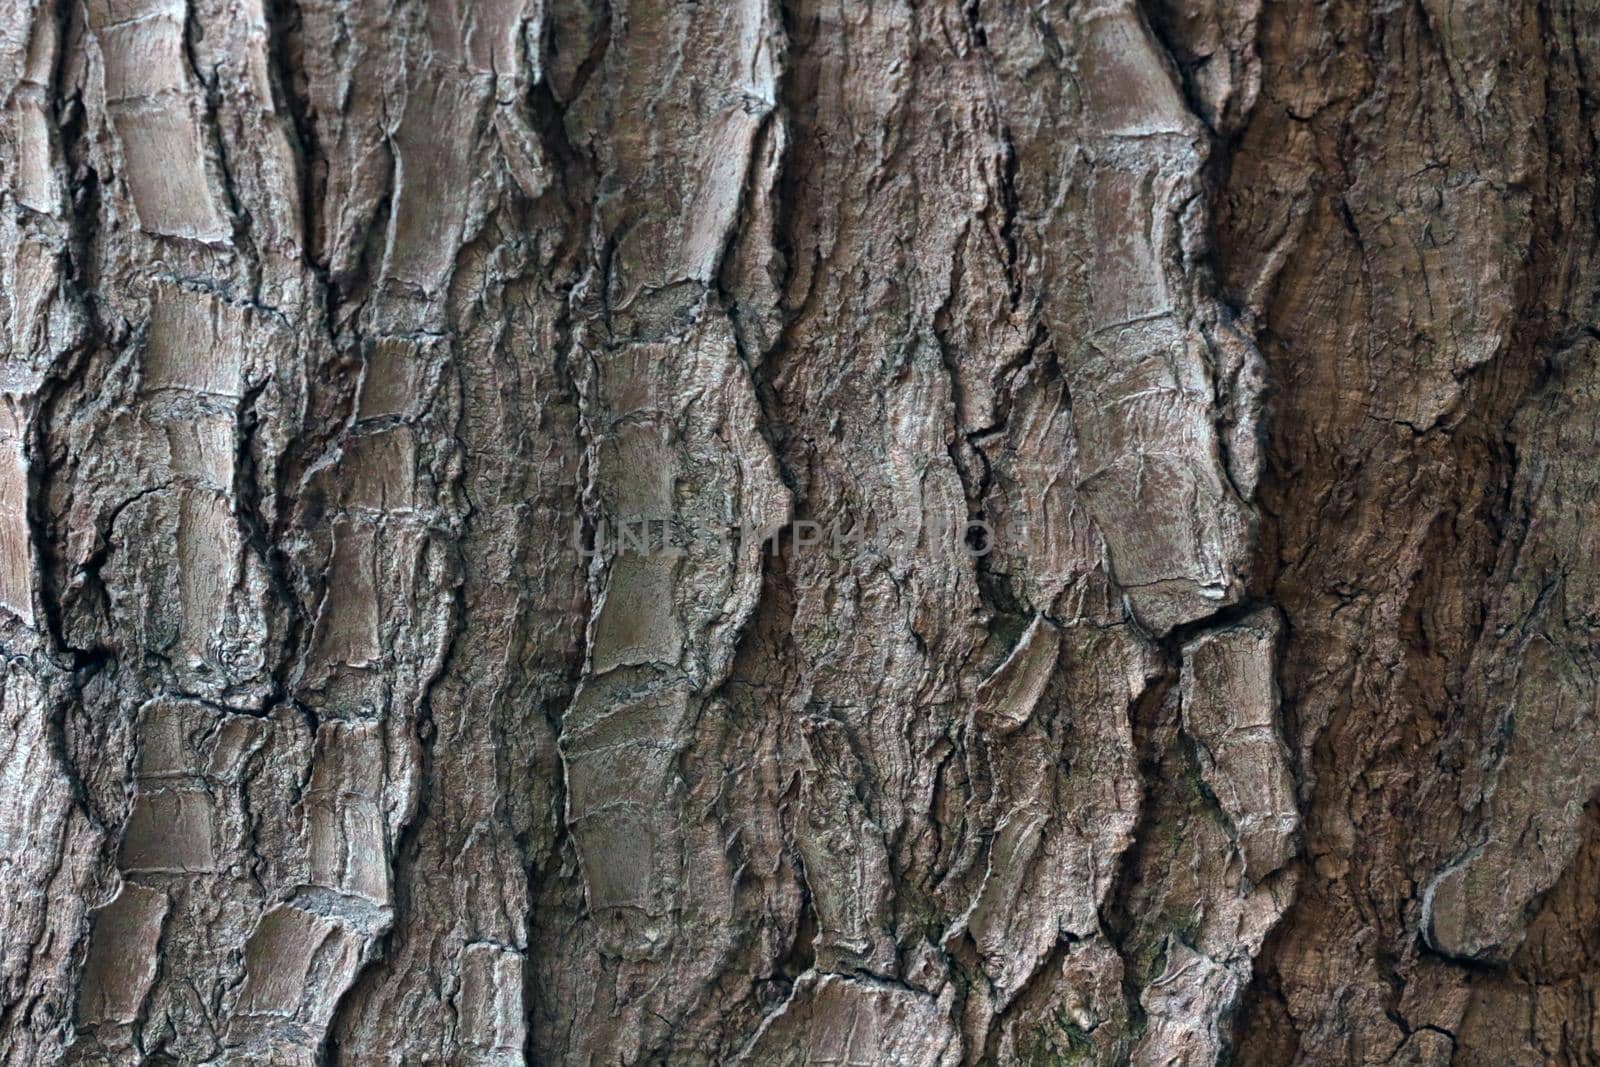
left=0, top=0, right=1596, bottom=1062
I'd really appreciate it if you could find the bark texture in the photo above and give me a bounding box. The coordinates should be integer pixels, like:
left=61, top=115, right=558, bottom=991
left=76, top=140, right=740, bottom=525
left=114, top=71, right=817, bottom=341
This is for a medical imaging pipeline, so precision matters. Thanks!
left=0, top=0, right=1598, bottom=1063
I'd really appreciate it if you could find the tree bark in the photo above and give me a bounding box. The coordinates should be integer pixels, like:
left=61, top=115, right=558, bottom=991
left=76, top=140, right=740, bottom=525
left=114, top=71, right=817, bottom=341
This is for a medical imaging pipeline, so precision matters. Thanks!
left=0, top=0, right=1597, bottom=1063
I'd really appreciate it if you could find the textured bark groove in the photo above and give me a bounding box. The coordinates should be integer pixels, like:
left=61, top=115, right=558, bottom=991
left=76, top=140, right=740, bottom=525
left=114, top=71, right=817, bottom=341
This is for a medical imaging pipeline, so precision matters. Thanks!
left=0, top=0, right=1598, bottom=1064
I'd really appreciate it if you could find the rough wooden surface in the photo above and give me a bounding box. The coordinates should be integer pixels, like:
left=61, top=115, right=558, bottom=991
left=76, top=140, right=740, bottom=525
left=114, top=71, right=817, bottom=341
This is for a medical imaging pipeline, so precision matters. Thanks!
left=1, top=0, right=1598, bottom=1063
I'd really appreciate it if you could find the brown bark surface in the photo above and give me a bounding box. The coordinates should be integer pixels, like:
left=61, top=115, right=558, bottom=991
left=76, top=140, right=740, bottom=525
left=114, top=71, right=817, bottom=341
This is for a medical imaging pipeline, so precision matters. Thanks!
left=1, top=0, right=1598, bottom=1063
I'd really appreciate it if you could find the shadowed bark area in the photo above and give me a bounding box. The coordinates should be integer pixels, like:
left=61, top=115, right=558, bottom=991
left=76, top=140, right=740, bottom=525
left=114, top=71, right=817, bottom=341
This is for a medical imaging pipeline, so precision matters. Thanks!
left=0, top=0, right=1597, bottom=1063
